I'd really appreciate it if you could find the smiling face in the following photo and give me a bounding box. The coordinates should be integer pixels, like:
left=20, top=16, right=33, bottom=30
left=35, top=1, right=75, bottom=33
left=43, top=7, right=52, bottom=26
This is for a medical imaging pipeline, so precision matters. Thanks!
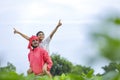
left=31, top=39, right=39, bottom=48
left=36, top=31, right=45, bottom=41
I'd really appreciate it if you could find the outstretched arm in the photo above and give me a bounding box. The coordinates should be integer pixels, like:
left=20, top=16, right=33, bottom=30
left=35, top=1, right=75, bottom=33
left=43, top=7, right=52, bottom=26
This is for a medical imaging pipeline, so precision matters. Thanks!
left=13, top=28, right=30, bottom=40
left=49, top=19, right=62, bottom=39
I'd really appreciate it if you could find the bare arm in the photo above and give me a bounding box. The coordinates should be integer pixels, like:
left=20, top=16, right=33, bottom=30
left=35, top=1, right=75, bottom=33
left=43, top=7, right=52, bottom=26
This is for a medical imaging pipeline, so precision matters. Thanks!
left=13, top=28, right=30, bottom=40
left=49, top=20, right=62, bottom=39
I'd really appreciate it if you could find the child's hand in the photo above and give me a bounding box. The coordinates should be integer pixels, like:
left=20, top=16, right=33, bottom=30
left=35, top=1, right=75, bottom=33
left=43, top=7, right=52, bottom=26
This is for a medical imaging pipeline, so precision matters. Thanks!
left=42, top=63, right=47, bottom=73
left=57, top=19, right=62, bottom=27
left=13, top=28, right=19, bottom=34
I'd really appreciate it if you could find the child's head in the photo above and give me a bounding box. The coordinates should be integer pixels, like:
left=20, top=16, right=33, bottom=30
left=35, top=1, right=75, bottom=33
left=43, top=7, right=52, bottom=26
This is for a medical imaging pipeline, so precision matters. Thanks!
left=36, top=31, right=45, bottom=41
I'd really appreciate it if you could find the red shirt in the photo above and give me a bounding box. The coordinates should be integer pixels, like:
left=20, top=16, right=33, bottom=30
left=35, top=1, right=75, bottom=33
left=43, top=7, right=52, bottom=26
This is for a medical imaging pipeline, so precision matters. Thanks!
left=28, top=47, right=53, bottom=75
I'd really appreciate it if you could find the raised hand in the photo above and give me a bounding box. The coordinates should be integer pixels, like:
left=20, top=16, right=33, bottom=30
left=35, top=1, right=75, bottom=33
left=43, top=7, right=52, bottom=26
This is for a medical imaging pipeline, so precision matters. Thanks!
left=13, top=28, right=19, bottom=34
left=57, top=19, right=62, bottom=27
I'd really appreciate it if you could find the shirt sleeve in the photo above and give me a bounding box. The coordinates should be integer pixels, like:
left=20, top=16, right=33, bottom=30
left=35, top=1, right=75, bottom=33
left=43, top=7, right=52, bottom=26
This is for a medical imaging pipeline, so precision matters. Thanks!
left=28, top=53, right=32, bottom=68
left=42, top=36, right=51, bottom=53
left=43, top=36, right=51, bottom=45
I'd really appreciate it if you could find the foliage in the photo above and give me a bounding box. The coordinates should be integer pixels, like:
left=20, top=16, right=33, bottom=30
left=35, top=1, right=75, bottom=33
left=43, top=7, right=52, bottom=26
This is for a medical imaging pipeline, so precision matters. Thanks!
left=0, top=70, right=103, bottom=80
left=102, top=71, right=120, bottom=80
left=0, top=71, right=25, bottom=80
left=1, top=59, right=120, bottom=80
left=89, top=11, right=120, bottom=80
left=50, top=53, right=94, bottom=76
left=0, top=62, right=16, bottom=72
left=71, top=65, right=94, bottom=75
left=92, top=34, right=120, bottom=61
left=90, top=12, right=120, bottom=61
left=0, top=62, right=24, bottom=80
left=102, top=62, right=120, bottom=74
left=50, top=53, right=73, bottom=76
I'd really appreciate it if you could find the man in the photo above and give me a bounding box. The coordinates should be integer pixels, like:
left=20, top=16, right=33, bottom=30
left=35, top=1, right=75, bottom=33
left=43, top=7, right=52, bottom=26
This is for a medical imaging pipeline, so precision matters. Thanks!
left=27, top=35, right=53, bottom=78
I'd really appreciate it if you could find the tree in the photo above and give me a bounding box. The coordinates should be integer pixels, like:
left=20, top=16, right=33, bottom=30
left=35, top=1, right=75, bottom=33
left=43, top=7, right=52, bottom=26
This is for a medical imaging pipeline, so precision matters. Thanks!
left=0, top=62, right=25, bottom=80
left=50, top=53, right=94, bottom=76
left=0, top=62, right=16, bottom=72
left=50, top=53, right=73, bottom=76
left=102, top=62, right=120, bottom=74
left=71, top=65, right=94, bottom=75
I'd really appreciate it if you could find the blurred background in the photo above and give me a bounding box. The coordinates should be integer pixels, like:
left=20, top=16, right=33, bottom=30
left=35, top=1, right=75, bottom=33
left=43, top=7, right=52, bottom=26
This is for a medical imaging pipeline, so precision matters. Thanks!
left=0, top=0, right=120, bottom=77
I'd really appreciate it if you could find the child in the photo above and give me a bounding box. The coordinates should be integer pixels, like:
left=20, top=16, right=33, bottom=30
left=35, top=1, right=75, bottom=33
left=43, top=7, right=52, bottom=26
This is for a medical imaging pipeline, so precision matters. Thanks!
left=13, top=20, right=62, bottom=53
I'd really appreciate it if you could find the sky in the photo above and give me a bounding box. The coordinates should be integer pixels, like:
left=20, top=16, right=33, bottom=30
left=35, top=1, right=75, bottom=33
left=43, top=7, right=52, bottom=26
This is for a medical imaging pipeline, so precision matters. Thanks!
left=0, top=0, right=120, bottom=75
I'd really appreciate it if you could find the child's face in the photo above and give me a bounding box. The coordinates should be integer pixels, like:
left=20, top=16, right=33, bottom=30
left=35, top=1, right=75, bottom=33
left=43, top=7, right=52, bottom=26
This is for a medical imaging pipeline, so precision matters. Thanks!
left=37, top=33, right=45, bottom=41
left=31, top=39, right=39, bottom=48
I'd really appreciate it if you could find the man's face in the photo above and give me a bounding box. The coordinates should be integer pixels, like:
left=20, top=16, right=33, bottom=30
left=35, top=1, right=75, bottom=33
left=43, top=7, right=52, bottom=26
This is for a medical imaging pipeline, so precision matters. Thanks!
left=31, top=39, right=39, bottom=48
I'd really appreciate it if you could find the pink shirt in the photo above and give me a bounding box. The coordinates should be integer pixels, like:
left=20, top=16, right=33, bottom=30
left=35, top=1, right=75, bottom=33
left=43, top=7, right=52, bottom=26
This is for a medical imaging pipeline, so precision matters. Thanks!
left=28, top=47, right=53, bottom=75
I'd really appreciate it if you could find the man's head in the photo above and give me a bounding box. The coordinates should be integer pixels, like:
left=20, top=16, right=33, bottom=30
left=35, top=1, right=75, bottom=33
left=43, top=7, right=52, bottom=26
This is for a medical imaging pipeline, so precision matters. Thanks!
left=28, top=36, right=39, bottom=50
left=36, top=31, right=45, bottom=41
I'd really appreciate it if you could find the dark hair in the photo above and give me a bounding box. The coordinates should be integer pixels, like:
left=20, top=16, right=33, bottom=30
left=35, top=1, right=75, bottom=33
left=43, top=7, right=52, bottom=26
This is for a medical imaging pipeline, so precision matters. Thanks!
left=36, top=31, right=44, bottom=36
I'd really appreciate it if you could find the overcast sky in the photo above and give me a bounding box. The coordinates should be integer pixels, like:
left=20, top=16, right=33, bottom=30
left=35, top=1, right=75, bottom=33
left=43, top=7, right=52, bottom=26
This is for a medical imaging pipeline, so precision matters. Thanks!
left=0, top=0, right=120, bottom=75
